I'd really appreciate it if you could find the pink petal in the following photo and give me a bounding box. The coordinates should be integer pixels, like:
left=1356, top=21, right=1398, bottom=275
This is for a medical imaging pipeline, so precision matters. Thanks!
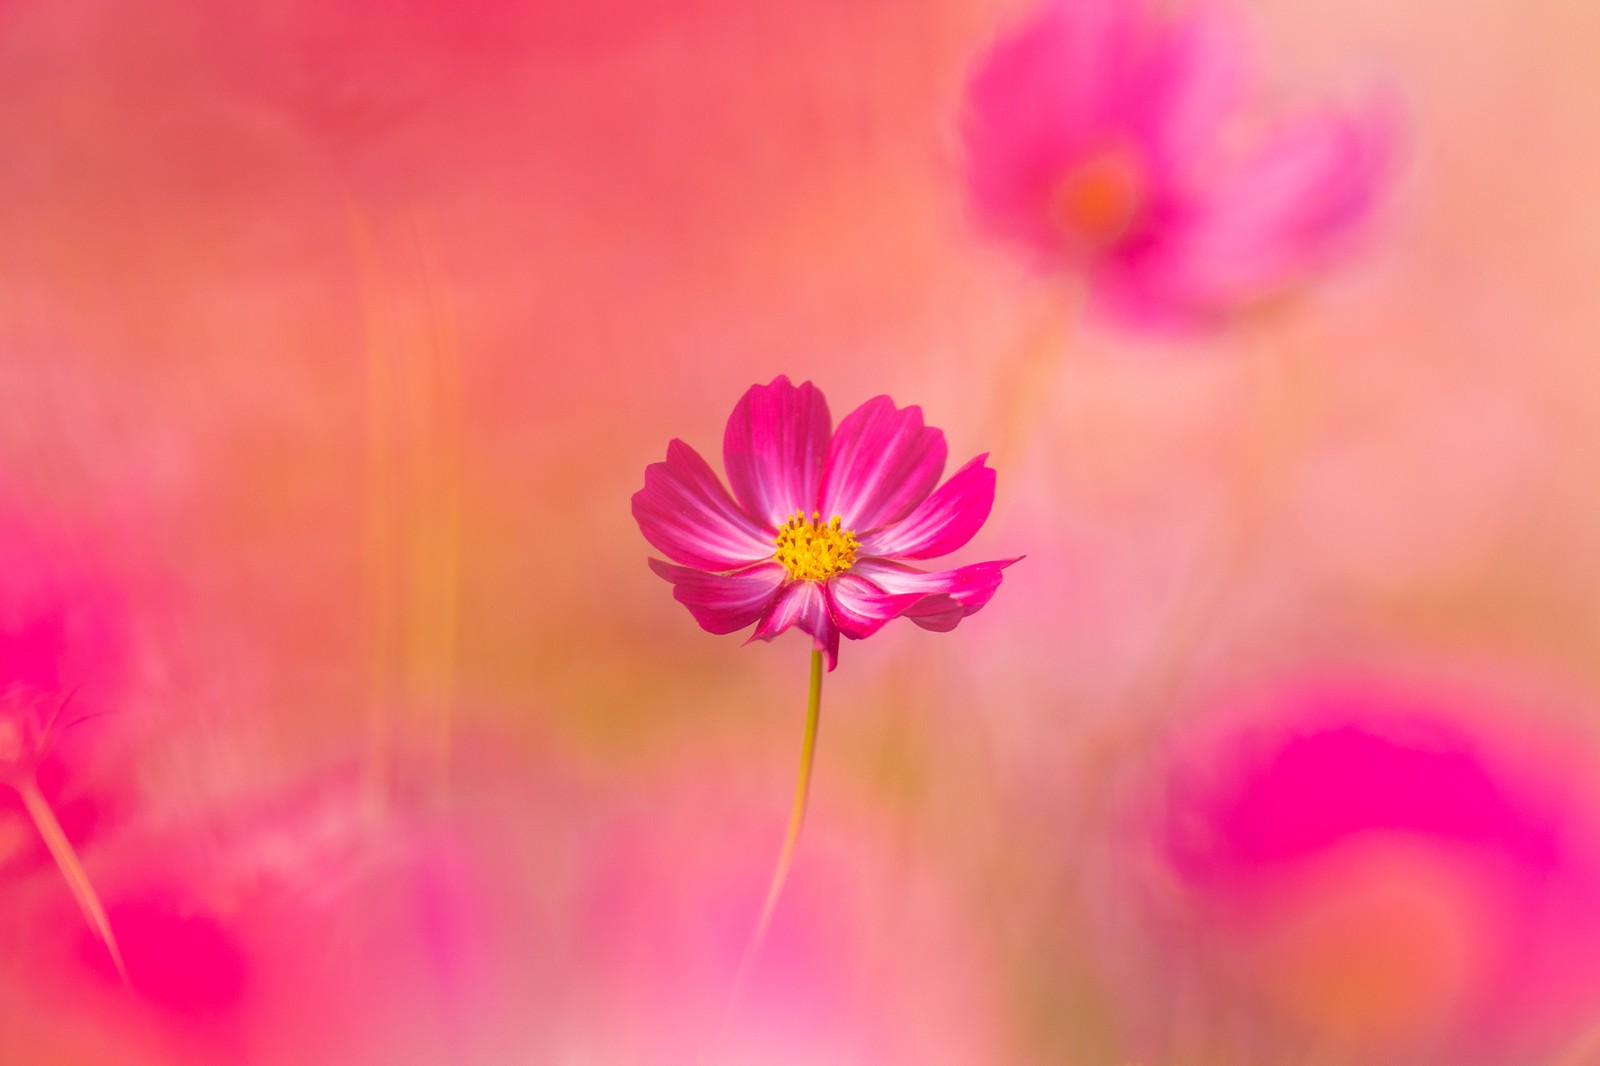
left=647, top=559, right=788, bottom=635
left=825, top=574, right=926, bottom=641
left=1136, top=96, right=1396, bottom=314
left=1126, top=2, right=1253, bottom=175
left=745, top=579, right=840, bottom=671
left=858, top=455, right=997, bottom=561
left=633, top=440, right=775, bottom=571
left=819, top=395, right=946, bottom=532
left=961, top=0, right=1145, bottom=266
left=851, top=558, right=1021, bottom=633
left=722, top=376, right=831, bottom=528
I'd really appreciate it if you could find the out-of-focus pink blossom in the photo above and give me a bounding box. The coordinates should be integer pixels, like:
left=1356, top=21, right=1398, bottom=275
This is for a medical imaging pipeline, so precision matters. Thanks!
left=633, top=375, right=1018, bottom=670
left=0, top=513, right=124, bottom=761
left=0, top=507, right=132, bottom=879
left=0, top=762, right=499, bottom=1066
left=1143, top=676, right=1600, bottom=1063
left=961, top=0, right=1394, bottom=328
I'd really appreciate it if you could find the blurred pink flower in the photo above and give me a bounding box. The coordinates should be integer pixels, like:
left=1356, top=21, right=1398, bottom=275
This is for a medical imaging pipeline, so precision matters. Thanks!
left=0, top=508, right=132, bottom=881
left=0, top=514, right=125, bottom=780
left=633, top=376, right=1018, bottom=670
left=1147, top=677, right=1600, bottom=1062
left=0, top=761, right=500, bottom=1066
left=961, top=0, right=1393, bottom=327
left=0, top=685, right=74, bottom=791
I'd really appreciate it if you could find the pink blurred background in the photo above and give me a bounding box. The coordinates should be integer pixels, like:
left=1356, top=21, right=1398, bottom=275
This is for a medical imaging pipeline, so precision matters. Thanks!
left=4, top=0, right=1600, bottom=1062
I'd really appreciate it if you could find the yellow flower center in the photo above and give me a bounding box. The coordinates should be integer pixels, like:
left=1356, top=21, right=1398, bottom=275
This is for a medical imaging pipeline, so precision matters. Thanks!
left=773, top=510, right=859, bottom=582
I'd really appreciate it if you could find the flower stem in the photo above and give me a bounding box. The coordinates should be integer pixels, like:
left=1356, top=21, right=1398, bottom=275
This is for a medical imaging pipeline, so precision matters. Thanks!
left=18, top=777, right=129, bottom=986
left=757, top=647, right=823, bottom=934
left=719, top=648, right=824, bottom=1042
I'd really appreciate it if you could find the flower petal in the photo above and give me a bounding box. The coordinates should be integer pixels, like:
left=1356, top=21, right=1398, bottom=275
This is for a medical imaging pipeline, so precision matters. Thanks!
left=647, top=559, right=787, bottom=635
left=745, top=579, right=841, bottom=671
left=961, top=0, right=1145, bottom=267
left=825, top=574, right=925, bottom=641
left=632, top=440, right=775, bottom=571
left=851, top=558, right=1021, bottom=632
left=722, top=376, right=832, bottom=528
left=858, top=455, right=997, bottom=561
left=1126, top=2, right=1253, bottom=174
left=819, top=395, right=947, bottom=532
left=1129, top=96, right=1396, bottom=317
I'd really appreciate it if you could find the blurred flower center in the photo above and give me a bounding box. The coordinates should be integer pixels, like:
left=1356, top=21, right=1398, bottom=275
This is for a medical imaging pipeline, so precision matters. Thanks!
left=0, top=716, right=22, bottom=767
left=1048, top=147, right=1146, bottom=251
left=1250, top=839, right=1483, bottom=1047
left=773, top=511, right=859, bottom=581
left=0, top=685, right=46, bottom=777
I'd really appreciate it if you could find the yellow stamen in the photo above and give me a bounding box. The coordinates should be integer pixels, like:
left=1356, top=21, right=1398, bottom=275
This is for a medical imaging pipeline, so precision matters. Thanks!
left=772, top=511, right=859, bottom=581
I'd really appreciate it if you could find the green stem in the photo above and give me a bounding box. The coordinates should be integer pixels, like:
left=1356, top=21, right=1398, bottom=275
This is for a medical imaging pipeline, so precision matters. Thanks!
left=719, top=649, right=824, bottom=1042
left=19, top=777, right=129, bottom=986
left=756, top=648, right=823, bottom=932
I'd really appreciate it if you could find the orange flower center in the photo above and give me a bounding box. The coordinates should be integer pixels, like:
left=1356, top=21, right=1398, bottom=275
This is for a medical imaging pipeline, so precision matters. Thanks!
left=1048, top=147, right=1146, bottom=251
left=0, top=717, right=21, bottom=767
left=773, top=511, right=859, bottom=582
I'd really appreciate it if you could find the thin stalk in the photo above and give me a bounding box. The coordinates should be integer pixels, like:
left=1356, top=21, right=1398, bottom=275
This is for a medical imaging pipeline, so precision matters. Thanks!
left=719, top=648, right=825, bottom=1043
left=18, top=777, right=129, bottom=986
left=754, top=648, right=824, bottom=938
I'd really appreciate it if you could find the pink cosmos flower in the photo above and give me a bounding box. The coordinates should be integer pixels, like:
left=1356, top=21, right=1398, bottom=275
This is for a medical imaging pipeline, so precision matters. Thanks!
left=632, top=376, right=1017, bottom=670
left=961, top=0, right=1393, bottom=327
left=2, top=760, right=498, bottom=1066
left=1140, top=677, right=1600, bottom=1062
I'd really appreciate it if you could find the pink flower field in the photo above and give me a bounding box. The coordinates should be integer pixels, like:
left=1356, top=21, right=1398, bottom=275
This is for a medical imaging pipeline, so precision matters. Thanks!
left=2, top=0, right=1600, bottom=1062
